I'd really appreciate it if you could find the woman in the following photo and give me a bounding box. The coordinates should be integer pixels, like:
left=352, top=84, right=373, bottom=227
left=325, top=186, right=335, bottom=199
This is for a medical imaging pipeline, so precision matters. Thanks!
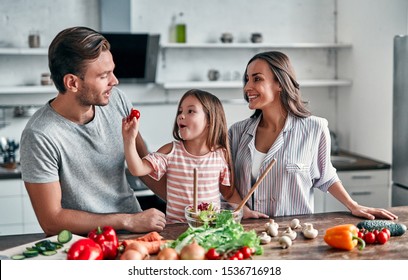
left=229, top=51, right=397, bottom=220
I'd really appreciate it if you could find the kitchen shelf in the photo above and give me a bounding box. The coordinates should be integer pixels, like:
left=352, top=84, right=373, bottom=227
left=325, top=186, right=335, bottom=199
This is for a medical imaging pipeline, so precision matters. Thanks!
left=0, top=85, right=55, bottom=95
left=162, top=79, right=352, bottom=90
left=0, top=47, right=48, bottom=55
left=160, top=42, right=352, bottom=49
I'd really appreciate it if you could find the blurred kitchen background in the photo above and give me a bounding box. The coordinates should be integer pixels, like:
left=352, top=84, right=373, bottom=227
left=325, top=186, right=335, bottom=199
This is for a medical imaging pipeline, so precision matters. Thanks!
left=0, top=0, right=407, bottom=235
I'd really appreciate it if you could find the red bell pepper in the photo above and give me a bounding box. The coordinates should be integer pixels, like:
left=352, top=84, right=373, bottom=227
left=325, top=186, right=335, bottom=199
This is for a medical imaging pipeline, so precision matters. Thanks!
left=88, top=226, right=119, bottom=260
left=66, top=238, right=103, bottom=260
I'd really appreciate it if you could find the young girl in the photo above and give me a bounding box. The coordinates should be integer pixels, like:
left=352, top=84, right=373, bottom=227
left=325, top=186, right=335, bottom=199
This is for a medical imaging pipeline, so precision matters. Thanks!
left=122, top=89, right=267, bottom=223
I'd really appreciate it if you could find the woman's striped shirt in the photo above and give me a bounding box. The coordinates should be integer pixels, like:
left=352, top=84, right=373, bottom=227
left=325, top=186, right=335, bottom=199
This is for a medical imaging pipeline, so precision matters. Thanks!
left=228, top=113, right=339, bottom=217
left=144, top=140, right=231, bottom=223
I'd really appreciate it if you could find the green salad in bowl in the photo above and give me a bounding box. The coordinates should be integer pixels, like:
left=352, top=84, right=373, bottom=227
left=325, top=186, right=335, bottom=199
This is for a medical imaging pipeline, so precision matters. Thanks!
left=185, top=202, right=243, bottom=228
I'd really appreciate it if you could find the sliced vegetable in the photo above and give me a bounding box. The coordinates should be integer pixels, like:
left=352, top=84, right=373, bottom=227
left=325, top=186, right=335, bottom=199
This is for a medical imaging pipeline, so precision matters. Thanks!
left=42, top=250, right=57, bottom=256
left=356, top=220, right=407, bottom=236
left=23, top=249, right=39, bottom=258
left=57, top=229, right=73, bottom=244
left=11, top=254, right=26, bottom=260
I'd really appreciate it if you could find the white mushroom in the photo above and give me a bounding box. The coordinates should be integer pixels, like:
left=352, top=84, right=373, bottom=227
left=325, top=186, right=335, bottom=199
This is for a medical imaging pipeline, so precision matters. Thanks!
left=302, top=223, right=319, bottom=239
left=279, top=235, right=292, bottom=249
left=282, top=226, right=297, bottom=240
left=264, top=219, right=279, bottom=231
left=290, top=218, right=301, bottom=229
left=265, top=220, right=279, bottom=237
left=259, top=232, right=272, bottom=244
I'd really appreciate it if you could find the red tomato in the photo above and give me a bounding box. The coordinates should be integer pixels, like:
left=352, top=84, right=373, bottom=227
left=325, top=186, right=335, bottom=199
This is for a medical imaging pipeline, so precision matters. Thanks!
left=240, top=246, right=253, bottom=259
left=357, top=231, right=365, bottom=239
left=233, top=251, right=244, bottom=260
left=376, top=231, right=389, bottom=244
left=205, top=248, right=220, bottom=260
left=372, top=229, right=380, bottom=237
left=364, top=232, right=376, bottom=244
left=127, top=108, right=140, bottom=121
left=381, top=228, right=391, bottom=239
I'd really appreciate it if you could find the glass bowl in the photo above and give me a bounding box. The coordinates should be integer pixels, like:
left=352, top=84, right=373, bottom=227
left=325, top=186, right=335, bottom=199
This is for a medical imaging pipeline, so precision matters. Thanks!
left=184, top=202, right=243, bottom=228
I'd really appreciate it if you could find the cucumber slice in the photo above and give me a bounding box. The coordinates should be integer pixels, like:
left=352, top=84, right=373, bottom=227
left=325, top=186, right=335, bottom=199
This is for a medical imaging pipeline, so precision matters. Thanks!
left=23, top=249, right=39, bottom=258
left=11, top=254, right=26, bottom=260
left=41, top=250, right=57, bottom=256
left=57, top=230, right=73, bottom=244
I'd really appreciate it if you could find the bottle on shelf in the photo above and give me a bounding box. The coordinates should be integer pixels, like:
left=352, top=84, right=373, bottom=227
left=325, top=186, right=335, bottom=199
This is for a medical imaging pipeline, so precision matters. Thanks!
left=175, top=12, right=186, bottom=43
left=168, top=14, right=177, bottom=43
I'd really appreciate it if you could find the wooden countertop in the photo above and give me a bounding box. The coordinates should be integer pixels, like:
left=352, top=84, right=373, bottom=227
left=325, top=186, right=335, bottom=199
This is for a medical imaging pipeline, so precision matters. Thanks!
left=1, top=206, right=407, bottom=259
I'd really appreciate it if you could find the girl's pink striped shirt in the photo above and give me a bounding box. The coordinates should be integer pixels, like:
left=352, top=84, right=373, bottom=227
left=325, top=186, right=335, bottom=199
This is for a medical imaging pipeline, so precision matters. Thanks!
left=143, top=140, right=231, bottom=223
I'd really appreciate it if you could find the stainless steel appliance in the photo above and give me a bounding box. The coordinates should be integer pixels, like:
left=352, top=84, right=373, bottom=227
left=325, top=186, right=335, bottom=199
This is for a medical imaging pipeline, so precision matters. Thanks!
left=392, top=35, right=408, bottom=206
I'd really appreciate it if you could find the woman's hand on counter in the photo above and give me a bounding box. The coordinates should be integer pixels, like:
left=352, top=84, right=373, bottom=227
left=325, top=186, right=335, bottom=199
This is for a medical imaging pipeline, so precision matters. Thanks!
left=350, top=204, right=399, bottom=220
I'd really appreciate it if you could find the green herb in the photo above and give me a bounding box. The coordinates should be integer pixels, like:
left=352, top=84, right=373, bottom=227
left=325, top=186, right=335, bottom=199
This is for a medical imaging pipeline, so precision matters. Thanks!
left=167, top=213, right=263, bottom=255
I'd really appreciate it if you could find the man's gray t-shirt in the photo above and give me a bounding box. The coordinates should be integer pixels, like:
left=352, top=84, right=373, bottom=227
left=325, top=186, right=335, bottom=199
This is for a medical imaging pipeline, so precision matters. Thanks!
left=20, top=87, right=142, bottom=213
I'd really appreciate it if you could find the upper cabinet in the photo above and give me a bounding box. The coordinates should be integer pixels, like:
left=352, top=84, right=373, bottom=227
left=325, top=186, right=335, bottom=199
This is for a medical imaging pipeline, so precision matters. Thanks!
left=158, top=42, right=352, bottom=91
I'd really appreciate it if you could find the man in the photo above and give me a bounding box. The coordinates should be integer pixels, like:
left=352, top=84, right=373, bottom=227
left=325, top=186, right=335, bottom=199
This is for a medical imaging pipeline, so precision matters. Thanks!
left=20, top=26, right=166, bottom=236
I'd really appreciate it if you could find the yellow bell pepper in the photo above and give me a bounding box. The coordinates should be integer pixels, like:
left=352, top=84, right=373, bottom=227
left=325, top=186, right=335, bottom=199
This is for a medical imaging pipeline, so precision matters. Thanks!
left=324, top=224, right=365, bottom=251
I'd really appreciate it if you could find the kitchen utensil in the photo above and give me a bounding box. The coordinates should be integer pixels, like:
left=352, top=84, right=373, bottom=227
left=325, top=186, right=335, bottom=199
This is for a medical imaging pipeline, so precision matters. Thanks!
left=234, top=158, right=277, bottom=213
left=193, top=168, right=198, bottom=213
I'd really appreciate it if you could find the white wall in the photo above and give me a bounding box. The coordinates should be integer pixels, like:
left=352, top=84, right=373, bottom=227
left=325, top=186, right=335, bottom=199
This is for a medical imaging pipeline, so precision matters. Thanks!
left=337, top=0, right=408, bottom=162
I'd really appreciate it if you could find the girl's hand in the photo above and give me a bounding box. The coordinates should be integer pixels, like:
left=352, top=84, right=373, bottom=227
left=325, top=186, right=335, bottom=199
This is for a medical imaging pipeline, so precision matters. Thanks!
left=122, top=116, right=139, bottom=142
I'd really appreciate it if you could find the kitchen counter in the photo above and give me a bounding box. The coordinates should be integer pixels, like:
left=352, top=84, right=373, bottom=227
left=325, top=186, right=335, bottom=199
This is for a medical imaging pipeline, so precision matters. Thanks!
left=332, top=150, right=391, bottom=171
left=0, top=165, right=21, bottom=179
left=1, top=206, right=407, bottom=259
left=0, top=150, right=390, bottom=180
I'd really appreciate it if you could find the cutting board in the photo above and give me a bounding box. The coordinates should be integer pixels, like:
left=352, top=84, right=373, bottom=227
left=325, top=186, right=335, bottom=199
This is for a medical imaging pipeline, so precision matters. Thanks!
left=0, top=234, right=83, bottom=260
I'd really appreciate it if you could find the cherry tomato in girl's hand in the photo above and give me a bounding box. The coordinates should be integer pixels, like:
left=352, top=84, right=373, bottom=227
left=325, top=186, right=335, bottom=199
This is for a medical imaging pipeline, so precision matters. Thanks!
left=127, top=108, right=140, bottom=121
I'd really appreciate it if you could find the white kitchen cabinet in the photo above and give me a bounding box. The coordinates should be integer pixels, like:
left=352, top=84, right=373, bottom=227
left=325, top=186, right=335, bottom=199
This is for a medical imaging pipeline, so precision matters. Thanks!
left=0, top=179, right=42, bottom=235
left=0, top=47, right=50, bottom=95
left=314, top=169, right=391, bottom=213
left=159, top=42, right=352, bottom=91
